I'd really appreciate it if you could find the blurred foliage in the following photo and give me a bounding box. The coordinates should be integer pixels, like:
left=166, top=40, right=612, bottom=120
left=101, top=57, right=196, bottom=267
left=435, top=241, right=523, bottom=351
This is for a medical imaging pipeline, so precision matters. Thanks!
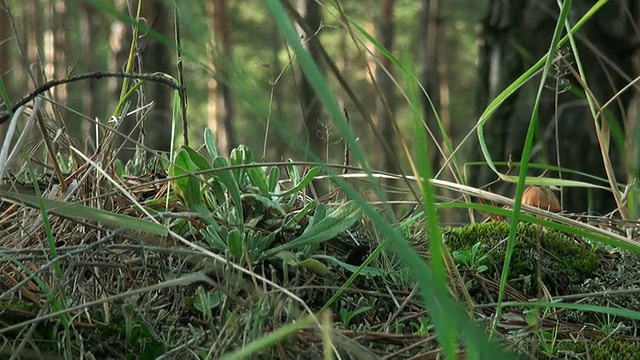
left=1, top=0, right=487, bottom=170
left=173, top=0, right=486, bottom=164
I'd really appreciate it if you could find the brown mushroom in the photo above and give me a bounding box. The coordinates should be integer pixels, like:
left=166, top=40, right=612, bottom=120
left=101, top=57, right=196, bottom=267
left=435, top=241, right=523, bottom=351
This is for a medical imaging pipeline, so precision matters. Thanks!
left=521, top=186, right=561, bottom=212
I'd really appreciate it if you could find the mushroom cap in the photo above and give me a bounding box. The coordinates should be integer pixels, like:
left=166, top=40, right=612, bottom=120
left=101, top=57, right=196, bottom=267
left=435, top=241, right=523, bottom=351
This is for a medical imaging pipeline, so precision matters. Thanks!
left=521, top=186, right=561, bottom=212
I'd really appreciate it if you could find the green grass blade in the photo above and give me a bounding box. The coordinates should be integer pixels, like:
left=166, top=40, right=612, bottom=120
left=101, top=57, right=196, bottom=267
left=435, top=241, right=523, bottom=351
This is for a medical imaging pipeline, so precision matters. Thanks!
left=267, top=1, right=515, bottom=357
left=0, top=190, right=168, bottom=236
left=493, top=0, right=574, bottom=335
left=476, top=0, right=609, bottom=183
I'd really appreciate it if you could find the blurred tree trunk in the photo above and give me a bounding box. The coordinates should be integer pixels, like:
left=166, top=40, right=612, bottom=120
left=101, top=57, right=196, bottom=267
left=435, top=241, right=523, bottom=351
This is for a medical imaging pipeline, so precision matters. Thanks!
left=298, top=0, right=325, bottom=194
left=0, top=4, right=11, bottom=146
left=139, top=0, right=173, bottom=154
left=472, top=0, right=639, bottom=215
left=297, top=0, right=323, bottom=158
left=631, top=50, right=640, bottom=218
left=53, top=1, right=68, bottom=112
left=0, top=5, right=9, bottom=84
left=375, top=0, right=397, bottom=177
left=206, top=0, right=235, bottom=157
left=25, top=0, right=42, bottom=81
left=80, top=1, right=99, bottom=151
left=269, top=21, right=286, bottom=161
left=109, top=0, right=136, bottom=160
left=418, top=0, right=443, bottom=172
left=2, top=1, right=44, bottom=156
left=43, top=2, right=55, bottom=87
left=113, top=0, right=173, bottom=162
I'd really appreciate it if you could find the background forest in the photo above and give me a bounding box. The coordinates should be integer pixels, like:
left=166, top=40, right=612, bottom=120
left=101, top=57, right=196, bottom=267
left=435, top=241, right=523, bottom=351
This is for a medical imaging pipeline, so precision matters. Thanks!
left=2, top=0, right=637, bottom=217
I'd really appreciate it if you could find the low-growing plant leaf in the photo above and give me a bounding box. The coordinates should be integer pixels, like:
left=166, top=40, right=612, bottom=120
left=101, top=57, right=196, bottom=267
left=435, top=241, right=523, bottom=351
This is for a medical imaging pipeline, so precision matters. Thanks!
left=114, top=159, right=124, bottom=178
left=267, top=167, right=280, bottom=192
left=286, top=200, right=317, bottom=226
left=241, top=193, right=286, bottom=217
left=313, top=254, right=384, bottom=277
left=273, top=166, right=322, bottom=198
left=203, top=189, right=218, bottom=210
left=265, top=200, right=361, bottom=257
left=307, top=203, right=327, bottom=231
left=0, top=190, right=167, bottom=236
left=204, top=127, right=219, bottom=159
left=213, top=156, right=243, bottom=226
left=247, top=166, right=269, bottom=196
left=298, top=258, right=329, bottom=275
left=193, top=291, right=226, bottom=312
left=229, top=146, right=247, bottom=186
left=171, top=218, right=189, bottom=235
left=274, top=251, right=299, bottom=267
left=182, top=146, right=212, bottom=173
left=246, top=232, right=278, bottom=260
left=169, top=148, right=202, bottom=207
left=207, top=178, right=226, bottom=208
left=200, top=225, right=227, bottom=251
left=243, top=145, right=255, bottom=163
left=245, top=214, right=263, bottom=228
left=227, top=229, right=244, bottom=259
left=285, top=159, right=299, bottom=184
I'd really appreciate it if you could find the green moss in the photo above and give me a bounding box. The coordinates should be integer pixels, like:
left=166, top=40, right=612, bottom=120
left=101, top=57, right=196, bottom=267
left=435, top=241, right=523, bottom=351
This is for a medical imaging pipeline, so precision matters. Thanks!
left=443, top=222, right=600, bottom=295
left=554, top=337, right=640, bottom=360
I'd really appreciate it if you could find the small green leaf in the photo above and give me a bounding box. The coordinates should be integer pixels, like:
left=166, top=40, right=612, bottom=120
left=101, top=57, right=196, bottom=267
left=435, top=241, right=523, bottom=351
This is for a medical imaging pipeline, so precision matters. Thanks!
left=169, top=148, right=202, bottom=207
left=265, top=201, right=361, bottom=257
left=204, top=128, right=219, bottom=159
left=245, top=214, right=264, bottom=228
left=161, top=155, right=170, bottom=171
left=200, top=225, right=227, bottom=251
left=114, top=159, right=124, bottom=178
left=250, top=231, right=278, bottom=255
left=298, top=258, right=329, bottom=275
left=286, top=200, right=317, bottom=227
left=227, top=228, right=244, bottom=259
left=229, top=146, right=246, bottom=185
left=247, top=166, right=269, bottom=196
left=182, top=146, right=212, bottom=173
left=274, top=251, right=299, bottom=267
left=285, top=160, right=299, bottom=184
left=307, top=203, right=326, bottom=230
left=241, top=193, right=286, bottom=217
left=273, top=166, right=322, bottom=197
left=267, top=167, right=280, bottom=192
left=242, top=145, right=255, bottom=163
left=313, top=254, right=383, bottom=277
left=213, top=156, right=243, bottom=225
left=171, top=218, right=189, bottom=235
left=207, top=179, right=226, bottom=207
left=203, top=189, right=217, bottom=209
left=193, top=291, right=226, bottom=312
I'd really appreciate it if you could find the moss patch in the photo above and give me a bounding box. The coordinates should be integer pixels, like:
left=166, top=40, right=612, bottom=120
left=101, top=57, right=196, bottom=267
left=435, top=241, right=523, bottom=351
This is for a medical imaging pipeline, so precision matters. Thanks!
left=443, top=222, right=600, bottom=295
left=553, top=337, right=640, bottom=360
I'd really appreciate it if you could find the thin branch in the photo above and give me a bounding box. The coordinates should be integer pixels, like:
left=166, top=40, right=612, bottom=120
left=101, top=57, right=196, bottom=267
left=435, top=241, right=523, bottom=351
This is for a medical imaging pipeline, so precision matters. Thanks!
left=0, top=71, right=185, bottom=124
